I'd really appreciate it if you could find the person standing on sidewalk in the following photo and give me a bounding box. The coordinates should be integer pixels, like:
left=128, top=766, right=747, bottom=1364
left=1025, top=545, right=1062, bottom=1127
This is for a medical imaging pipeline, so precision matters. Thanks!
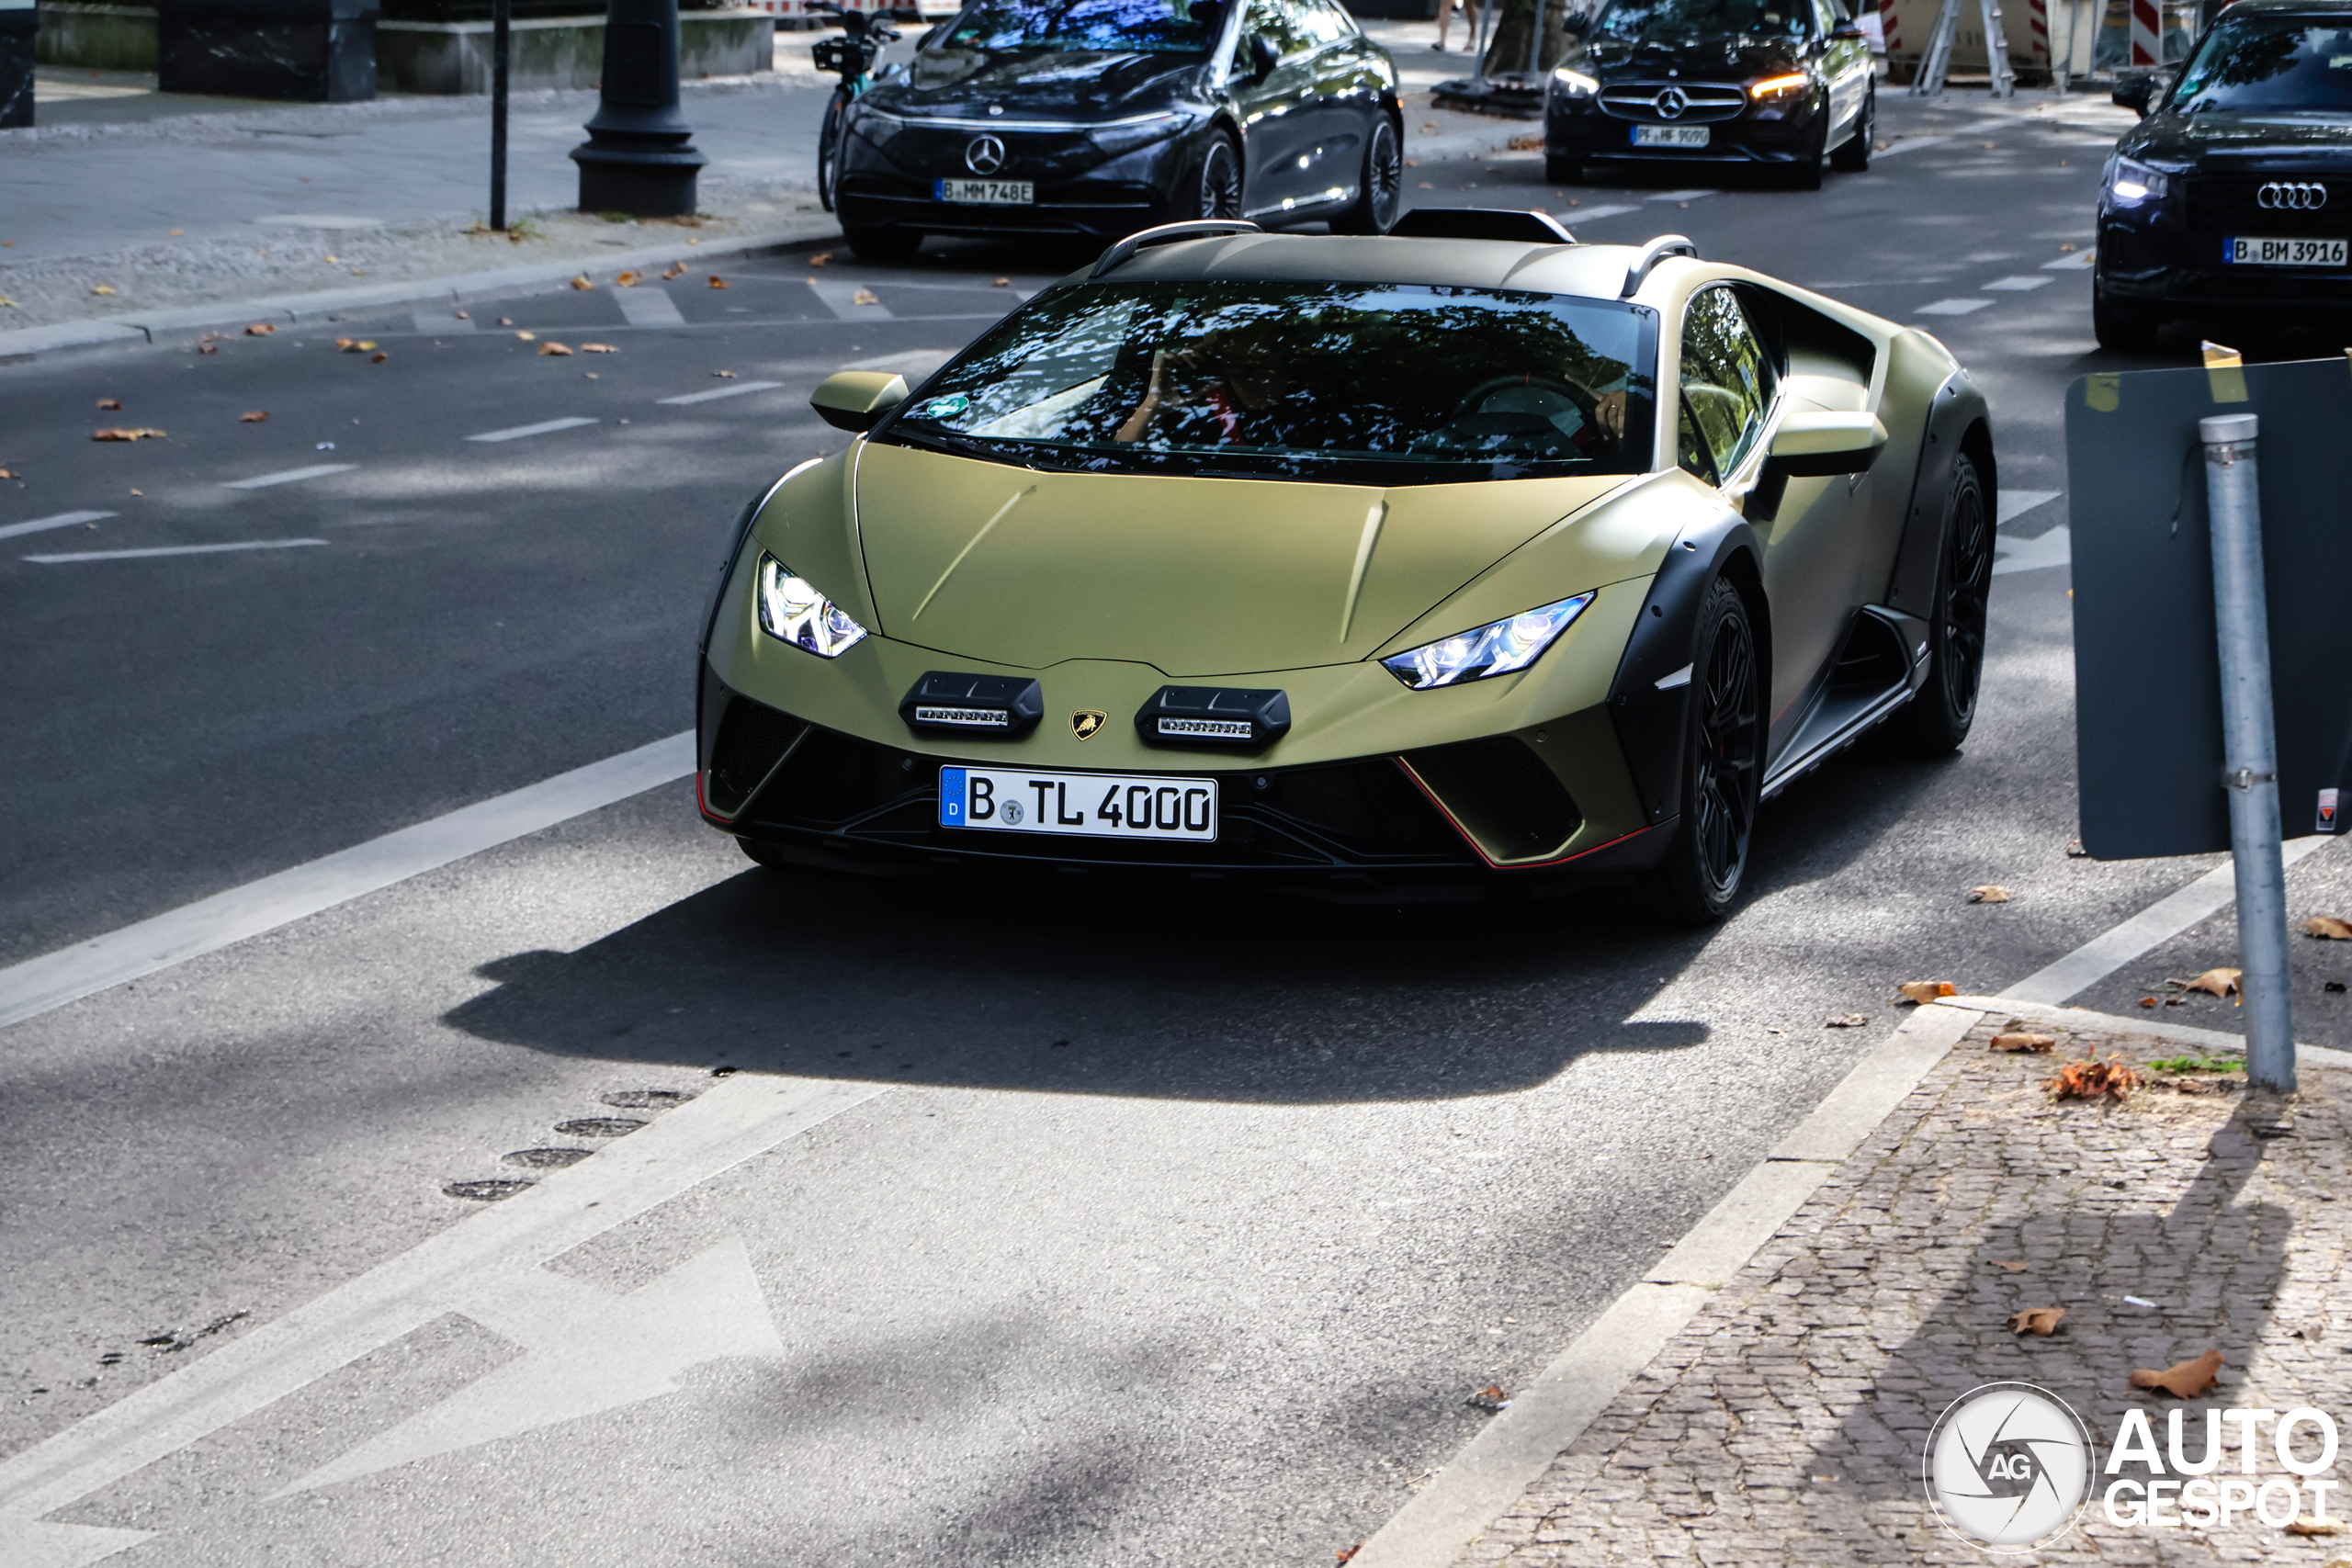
left=1434, top=0, right=1478, bottom=51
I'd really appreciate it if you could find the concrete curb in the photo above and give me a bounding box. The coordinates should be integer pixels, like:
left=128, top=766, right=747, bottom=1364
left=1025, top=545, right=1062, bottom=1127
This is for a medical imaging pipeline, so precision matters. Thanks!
left=1937, top=994, right=2352, bottom=1072
left=1345, top=1001, right=1984, bottom=1568
left=0, top=215, right=842, bottom=364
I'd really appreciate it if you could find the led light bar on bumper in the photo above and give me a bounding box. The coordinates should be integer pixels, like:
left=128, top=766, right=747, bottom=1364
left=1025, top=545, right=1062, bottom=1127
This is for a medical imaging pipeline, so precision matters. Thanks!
left=756, top=555, right=868, bottom=658
left=1135, top=686, right=1292, bottom=747
left=899, top=671, right=1046, bottom=737
left=1382, top=592, right=1596, bottom=689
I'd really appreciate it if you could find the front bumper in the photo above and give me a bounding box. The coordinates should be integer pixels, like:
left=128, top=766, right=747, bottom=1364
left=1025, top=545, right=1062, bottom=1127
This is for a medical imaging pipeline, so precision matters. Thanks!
left=835, top=117, right=1187, bottom=240
left=2099, top=179, right=2352, bottom=315
left=1545, top=86, right=1824, bottom=165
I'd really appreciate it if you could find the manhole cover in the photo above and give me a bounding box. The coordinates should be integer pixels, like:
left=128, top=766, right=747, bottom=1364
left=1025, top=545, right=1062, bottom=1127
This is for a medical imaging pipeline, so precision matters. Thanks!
left=444, top=1179, right=534, bottom=1202
left=603, top=1089, right=694, bottom=1111
left=503, top=1146, right=593, bottom=1169
left=554, top=1116, right=646, bottom=1138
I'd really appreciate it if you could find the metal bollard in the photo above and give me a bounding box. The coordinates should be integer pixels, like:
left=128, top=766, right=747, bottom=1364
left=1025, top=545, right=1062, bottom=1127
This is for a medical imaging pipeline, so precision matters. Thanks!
left=2199, top=412, right=2295, bottom=1091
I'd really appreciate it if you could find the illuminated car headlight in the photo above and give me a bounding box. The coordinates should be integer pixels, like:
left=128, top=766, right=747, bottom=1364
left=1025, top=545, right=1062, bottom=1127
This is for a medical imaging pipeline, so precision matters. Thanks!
left=2107, top=155, right=2171, bottom=202
left=1089, top=110, right=1192, bottom=157
left=1381, top=592, right=1596, bottom=689
left=755, top=554, right=868, bottom=658
left=1549, top=66, right=1600, bottom=97
left=1748, top=72, right=1811, bottom=102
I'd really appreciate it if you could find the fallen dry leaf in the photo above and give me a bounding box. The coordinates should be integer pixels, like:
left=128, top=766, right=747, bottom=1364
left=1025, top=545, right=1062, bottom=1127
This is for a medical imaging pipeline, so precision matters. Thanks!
left=853, top=288, right=880, bottom=306
left=1508, top=134, right=1544, bottom=151
left=245, top=322, right=275, bottom=336
left=170, top=228, right=183, bottom=236
left=808, top=252, right=832, bottom=267
left=198, top=344, right=217, bottom=355
left=1466, top=1384, right=1509, bottom=1411
left=2007, top=1307, right=2067, bottom=1337
left=240, top=412, right=268, bottom=423
left=1897, top=981, right=1958, bottom=1005
left=712, top=369, right=737, bottom=378
left=0, top=468, right=15, bottom=479
left=1826, top=1013, right=1870, bottom=1029
left=2308, top=916, right=2352, bottom=940
left=515, top=331, right=537, bottom=342
left=1969, top=885, right=2012, bottom=904
left=1990, top=1259, right=2030, bottom=1272
left=615, top=269, right=641, bottom=287
left=2131, top=1348, right=2223, bottom=1398
left=581, top=343, right=617, bottom=354
left=323, top=254, right=338, bottom=265
left=90, top=284, right=117, bottom=296
left=1992, top=1033, right=2057, bottom=1054
left=96, top=399, right=121, bottom=410
left=2048, top=1052, right=2138, bottom=1101
left=708, top=275, right=729, bottom=289
left=2178, top=967, right=2243, bottom=1003
left=538, top=342, right=574, bottom=356
left=129, top=488, right=141, bottom=496
left=570, top=275, right=594, bottom=290
left=370, top=352, right=388, bottom=363
left=91, top=428, right=165, bottom=442
left=663, top=262, right=688, bottom=278
left=2140, top=997, right=2159, bottom=1009
left=993, top=276, right=1011, bottom=288
left=2285, top=1518, right=2345, bottom=1537
left=454, top=310, right=469, bottom=320
left=334, top=338, right=377, bottom=354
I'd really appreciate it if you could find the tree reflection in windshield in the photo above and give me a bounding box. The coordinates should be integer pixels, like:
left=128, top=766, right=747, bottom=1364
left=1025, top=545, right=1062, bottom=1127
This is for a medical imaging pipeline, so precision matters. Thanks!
left=2170, top=19, right=2352, bottom=113
left=1594, top=0, right=1813, bottom=42
left=883, top=281, right=1658, bottom=486
left=944, top=0, right=1226, bottom=54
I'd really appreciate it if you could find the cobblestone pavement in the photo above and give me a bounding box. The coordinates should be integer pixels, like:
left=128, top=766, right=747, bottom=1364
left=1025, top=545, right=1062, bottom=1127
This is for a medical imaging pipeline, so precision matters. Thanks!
left=1464, top=1009, right=2352, bottom=1565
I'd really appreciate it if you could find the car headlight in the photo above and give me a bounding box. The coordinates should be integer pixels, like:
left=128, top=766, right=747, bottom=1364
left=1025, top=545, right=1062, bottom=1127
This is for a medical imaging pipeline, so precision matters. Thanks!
left=2108, top=155, right=2170, bottom=202
left=755, top=554, right=868, bottom=658
left=1748, top=72, right=1810, bottom=102
left=1550, top=66, right=1600, bottom=97
left=1381, top=592, right=1596, bottom=689
left=1089, top=110, right=1192, bottom=157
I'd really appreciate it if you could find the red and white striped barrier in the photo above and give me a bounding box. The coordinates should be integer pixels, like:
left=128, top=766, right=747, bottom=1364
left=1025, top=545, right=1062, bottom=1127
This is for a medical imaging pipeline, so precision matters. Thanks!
left=1880, top=0, right=1901, bottom=56
left=2130, top=0, right=2161, bottom=66
left=2028, top=0, right=2049, bottom=61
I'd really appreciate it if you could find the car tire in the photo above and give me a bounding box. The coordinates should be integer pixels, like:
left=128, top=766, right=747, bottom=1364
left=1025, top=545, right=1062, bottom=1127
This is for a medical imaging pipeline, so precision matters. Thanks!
left=1335, top=114, right=1404, bottom=233
left=818, top=95, right=845, bottom=213
left=1195, top=131, right=1245, bottom=220
left=1545, top=152, right=1584, bottom=183
left=842, top=224, right=922, bottom=262
left=1829, top=86, right=1872, bottom=172
left=2092, top=276, right=2161, bottom=352
left=1655, top=574, right=1764, bottom=924
left=1786, top=139, right=1825, bottom=190
left=1894, top=450, right=1993, bottom=756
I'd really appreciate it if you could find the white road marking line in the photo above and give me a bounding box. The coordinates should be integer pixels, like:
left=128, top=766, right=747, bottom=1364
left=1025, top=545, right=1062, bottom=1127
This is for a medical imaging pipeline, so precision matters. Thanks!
left=2041, top=249, right=2098, bottom=269
left=657, top=379, right=786, bottom=406
left=616, top=289, right=688, bottom=328
left=465, top=416, right=599, bottom=444
left=0, top=510, right=115, bottom=541
left=0, top=730, right=693, bottom=1033
left=25, top=540, right=328, bottom=564
left=1646, top=188, right=1716, bottom=202
left=2001, top=836, right=2337, bottom=1005
left=1982, top=274, right=2053, bottom=291
left=0, top=1071, right=885, bottom=1564
left=1991, top=524, right=2070, bottom=575
left=221, top=463, right=357, bottom=490
left=1996, top=488, right=2061, bottom=525
left=1563, top=203, right=1640, bottom=221
left=1915, top=297, right=1995, bottom=316
left=808, top=277, right=894, bottom=319
left=413, top=310, right=475, bottom=333
left=1873, top=134, right=1951, bottom=157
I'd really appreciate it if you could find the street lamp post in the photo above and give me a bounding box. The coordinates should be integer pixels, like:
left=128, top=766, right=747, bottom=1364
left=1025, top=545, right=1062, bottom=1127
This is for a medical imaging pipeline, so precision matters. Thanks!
left=569, top=0, right=707, bottom=219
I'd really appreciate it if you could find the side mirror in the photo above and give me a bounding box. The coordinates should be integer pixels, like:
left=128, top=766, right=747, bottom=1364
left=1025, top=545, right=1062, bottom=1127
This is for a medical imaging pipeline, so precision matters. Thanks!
left=1748, top=412, right=1887, bottom=519
left=1246, top=32, right=1279, bottom=81
left=811, top=371, right=910, bottom=433
left=1560, top=12, right=1589, bottom=35
left=2112, top=76, right=2155, bottom=117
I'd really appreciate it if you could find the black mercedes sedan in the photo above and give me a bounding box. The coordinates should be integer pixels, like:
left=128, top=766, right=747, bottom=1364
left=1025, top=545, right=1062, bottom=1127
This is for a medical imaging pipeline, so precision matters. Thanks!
left=2097, top=0, right=2352, bottom=349
left=1541, top=0, right=1875, bottom=188
left=831, top=0, right=1403, bottom=260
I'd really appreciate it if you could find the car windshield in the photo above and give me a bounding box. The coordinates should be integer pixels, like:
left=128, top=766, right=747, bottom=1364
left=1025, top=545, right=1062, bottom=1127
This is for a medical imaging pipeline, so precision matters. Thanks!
left=878, top=281, right=1657, bottom=486
left=2169, top=15, right=2352, bottom=113
left=941, top=0, right=1226, bottom=53
left=1593, top=0, right=1814, bottom=42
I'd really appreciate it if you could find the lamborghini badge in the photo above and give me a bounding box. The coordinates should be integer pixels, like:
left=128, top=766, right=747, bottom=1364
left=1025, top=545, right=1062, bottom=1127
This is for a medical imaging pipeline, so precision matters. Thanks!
left=1070, top=709, right=1108, bottom=740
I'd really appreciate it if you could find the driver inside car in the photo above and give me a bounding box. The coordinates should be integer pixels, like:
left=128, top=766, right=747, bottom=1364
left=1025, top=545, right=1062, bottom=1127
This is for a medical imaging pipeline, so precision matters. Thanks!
left=1114, top=319, right=1293, bottom=445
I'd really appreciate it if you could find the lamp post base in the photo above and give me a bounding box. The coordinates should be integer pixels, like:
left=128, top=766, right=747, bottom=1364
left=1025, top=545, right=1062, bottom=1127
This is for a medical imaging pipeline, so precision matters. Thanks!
left=571, top=142, right=706, bottom=218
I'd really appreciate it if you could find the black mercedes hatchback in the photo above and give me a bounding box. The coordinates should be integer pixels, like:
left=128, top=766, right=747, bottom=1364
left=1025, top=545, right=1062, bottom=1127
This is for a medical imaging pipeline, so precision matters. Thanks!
left=831, top=0, right=1403, bottom=260
left=2097, top=0, right=2352, bottom=348
left=1541, top=0, right=1876, bottom=188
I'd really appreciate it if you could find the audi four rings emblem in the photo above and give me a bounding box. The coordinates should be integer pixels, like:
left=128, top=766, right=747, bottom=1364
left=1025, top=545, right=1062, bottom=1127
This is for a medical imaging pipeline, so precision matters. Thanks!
left=1654, top=86, right=1689, bottom=119
left=2258, top=181, right=2328, bottom=209
left=965, top=134, right=1007, bottom=175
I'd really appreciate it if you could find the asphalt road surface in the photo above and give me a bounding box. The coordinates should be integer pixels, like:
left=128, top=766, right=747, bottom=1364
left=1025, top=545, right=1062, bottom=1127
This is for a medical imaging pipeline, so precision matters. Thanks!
left=5, top=89, right=2351, bottom=1568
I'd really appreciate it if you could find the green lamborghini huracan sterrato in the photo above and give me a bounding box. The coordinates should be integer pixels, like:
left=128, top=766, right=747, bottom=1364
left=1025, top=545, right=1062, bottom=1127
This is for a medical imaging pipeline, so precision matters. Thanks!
left=695, top=210, right=1995, bottom=919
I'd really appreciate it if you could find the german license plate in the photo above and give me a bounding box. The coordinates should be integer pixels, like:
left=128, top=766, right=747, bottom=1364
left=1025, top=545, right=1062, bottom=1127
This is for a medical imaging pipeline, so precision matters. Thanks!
left=2224, top=235, right=2347, bottom=266
left=1632, top=125, right=1709, bottom=148
left=934, top=177, right=1035, bottom=205
left=939, top=766, right=1216, bottom=841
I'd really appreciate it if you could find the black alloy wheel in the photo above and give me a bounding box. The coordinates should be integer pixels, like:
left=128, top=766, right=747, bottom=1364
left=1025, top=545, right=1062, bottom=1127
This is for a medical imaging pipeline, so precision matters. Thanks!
left=1196, top=133, right=1244, bottom=220
left=1787, top=127, right=1825, bottom=190
left=1895, top=451, right=1992, bottom=754
left=1335, top=115, right=1403, bottom=233
left=1659, top=575, right=1763, bottom=923
left=1830, top=85, right=1872, bottom=172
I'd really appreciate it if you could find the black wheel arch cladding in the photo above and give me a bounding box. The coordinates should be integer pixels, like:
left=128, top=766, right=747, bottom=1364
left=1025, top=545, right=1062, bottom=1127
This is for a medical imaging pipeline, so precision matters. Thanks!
left=1885, top=370, right=1994, bottom=620
left=1605, top=513, right=1767, bottom=827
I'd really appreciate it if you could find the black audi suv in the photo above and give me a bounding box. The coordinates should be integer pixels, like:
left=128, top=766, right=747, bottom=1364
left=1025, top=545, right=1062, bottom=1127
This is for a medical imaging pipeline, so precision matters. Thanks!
left=2098, top=0, right=2352, bottom=348
left=1541, top=0, right=1876, bottom=188
left=831, top=0, right=1402, bottom=259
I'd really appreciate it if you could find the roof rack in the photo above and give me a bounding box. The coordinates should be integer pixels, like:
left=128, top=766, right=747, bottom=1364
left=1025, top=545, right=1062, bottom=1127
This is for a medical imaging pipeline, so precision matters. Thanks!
left=1620, top=234, right=1698, bottom=299
left=1090, top=220, right=1262, bottom=279
left=1385, top=208, right=1577, bottom=245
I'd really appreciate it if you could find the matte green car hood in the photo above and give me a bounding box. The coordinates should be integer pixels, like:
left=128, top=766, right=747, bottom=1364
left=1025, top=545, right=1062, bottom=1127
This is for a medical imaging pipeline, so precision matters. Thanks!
left=853, top=442, right=1637, bottom=678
